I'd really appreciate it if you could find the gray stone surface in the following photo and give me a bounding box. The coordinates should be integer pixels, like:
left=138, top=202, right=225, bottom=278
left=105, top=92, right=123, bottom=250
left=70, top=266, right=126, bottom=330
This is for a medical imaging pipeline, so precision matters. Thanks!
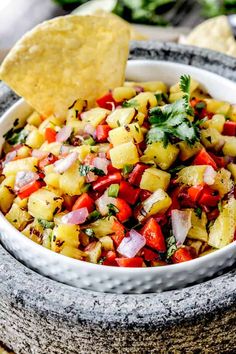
left=1, top=42, right=236, bottom=354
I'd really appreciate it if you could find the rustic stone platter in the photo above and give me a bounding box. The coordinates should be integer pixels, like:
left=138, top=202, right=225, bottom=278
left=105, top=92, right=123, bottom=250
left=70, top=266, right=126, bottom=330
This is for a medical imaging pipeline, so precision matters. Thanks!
left=1, top=42, right=236, bottom=354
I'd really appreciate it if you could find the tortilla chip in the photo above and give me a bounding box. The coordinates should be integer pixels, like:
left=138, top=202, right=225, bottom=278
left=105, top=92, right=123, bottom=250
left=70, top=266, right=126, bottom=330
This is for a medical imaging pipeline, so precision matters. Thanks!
left=0, top=15, right=130, bottom=118
left=181, top=16, right=236, bottom=57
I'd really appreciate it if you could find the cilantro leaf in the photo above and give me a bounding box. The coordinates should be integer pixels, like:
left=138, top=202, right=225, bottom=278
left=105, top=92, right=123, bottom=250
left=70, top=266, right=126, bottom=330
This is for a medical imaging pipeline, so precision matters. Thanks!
left=166, top=234, right=177, bottom=259
left=194, top=207, right=202, bottom=218
left=38, top=219, right=55, bottom=229
left=90, top=167, right=105, bottom=176
left=122, top=99, right=138, bottom=108
left=147, top=99, right=200, bottom=147
left=83, top=228, right=95, bottom=238
left=179, top=74, right=191, bottom=96
left=3, top=127, right=28, bottom=145
left=107, top=203, right=119, bottom=216
left=79, top=165, right=90, bottom=176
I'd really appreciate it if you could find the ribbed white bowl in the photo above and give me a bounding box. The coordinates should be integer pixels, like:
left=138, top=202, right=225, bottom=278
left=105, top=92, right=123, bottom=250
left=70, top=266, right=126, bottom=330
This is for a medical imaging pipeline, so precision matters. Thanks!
left=1, top=60, right=236, bottom=293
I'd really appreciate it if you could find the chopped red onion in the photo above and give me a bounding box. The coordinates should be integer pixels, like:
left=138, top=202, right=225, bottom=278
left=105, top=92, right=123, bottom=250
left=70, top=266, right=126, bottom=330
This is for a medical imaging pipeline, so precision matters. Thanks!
left=60, top=145, right=71, bottom=155
left=86, top=171, right=98, bottom=183
left=56, top=126, right=72, bottom=143
left=14, top=171, right=39, bottom=192
left=4, top=150, right=17, bottom=165
left=171, top=209, right=192, bottom=246
left=117, top=229, right=146, bottom=258
left=84, top=124, right=96, bottom=138
left=93, top=157, right=109, bottom=175
left=203, top=166, right=217, bottom=185
left=95, top=193, right=116, bottom=215
left=98, top=152, right=106, bottom=158
left=61, top=207, right=89, bottom=225
left=54, top=152, right=78, bottom=174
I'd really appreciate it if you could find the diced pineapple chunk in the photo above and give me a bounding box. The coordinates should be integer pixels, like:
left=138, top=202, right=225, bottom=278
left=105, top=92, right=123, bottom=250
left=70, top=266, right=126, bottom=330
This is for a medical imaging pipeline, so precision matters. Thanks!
left=99, top=236, right=114, bottom=251
left=86, top=241, right=102, bottom=263
left=40, top=142, right=62, bottom=156
left=228, top=104, right=236, bottom=122
left=142, top=189, right=172, bottom=219
left=106, top=108, right=136, bottom=128
left=168, top=92, right=184, bottom=103
left=187, top=209, right=208, bottom=242
left=211, top=168, right=233, bottom=197
left=22, top=219, right=44, bottom=244
left=110, top=141, right=139, bottom=169
left=6, top=203, right=32, bottom=231
left=59, top=161, right=85, bottom=196
left=140, top=167, right=170, bottom=192
left=170, top=78, right=199, bottom=94
left=208, top=198, right=236, bottom=248
left=3, top=157, right=38, bottom=176
left=177, top=165, right=208, bottom=186
left=67, top=99, right=87, bottom=119
left=125, top=81, right=167, bottom=93
left=223, top=136, right=236, bottom=157
left=42, top=229, right=53, bottom=249
left=44, top=172, right=60, bottom=189
left=88, top=216, right=115, bottom=238
left=112, top=87, right=136, bottom=102
left=200, top=128, right=223, bottom=151
left=227, top=163, right=236, bottom=182
left=26, top=129, right=44, bottom=149
left=51, top=224, right=80, bottom=257
left=17, top=146, right=31, bottom=159
left=0, top=175, right=15, bottom=213
left=14, top=196, right=28, bottom=209
left=205, top=99, right=230, bottom=115
left=202, top=114, right=225, bottom=133
left=66, top=119, right=86, bottom=132
left=81, top=108, right=109, bottom=127
left=108, top=123, right=143, bottom=146
left=27, top=111, right=42, bottom=127
left=143, top=142, right=179, bottom=170
left=177, top=141, right=202, bottom=161
left=28, top=188, right=63, bottom=221
left=127, top=92, right=158, bottom=115
left=38, top=115, right=62, bottom=133
left=60, top=245, right=85, bottom=259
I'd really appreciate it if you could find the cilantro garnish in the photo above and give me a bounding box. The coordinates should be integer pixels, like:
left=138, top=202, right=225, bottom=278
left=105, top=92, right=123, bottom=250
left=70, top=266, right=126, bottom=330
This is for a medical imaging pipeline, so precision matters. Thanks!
left=79, top=165, right=105, bottom=177
left=194, top=207, right=202, bottom=218
left=147, top=75, right=200, bottom=147
left=169, top=164, right=186, bottom=175
left=166, top=234, right=177, bottom=259
left=83, top=228, right=95, bottom=238
left=88, top=210, right=101, bottom=221
left=3, top=127, right=28, bottom=145
left=38, top=219, right=55, bottom=229
left=107, top=203, right=119, bottom=216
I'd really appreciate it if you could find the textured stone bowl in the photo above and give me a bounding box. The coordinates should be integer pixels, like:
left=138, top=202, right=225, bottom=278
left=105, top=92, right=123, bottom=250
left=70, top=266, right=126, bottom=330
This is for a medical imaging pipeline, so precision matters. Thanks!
left=1, top=42, right=236, bottom=353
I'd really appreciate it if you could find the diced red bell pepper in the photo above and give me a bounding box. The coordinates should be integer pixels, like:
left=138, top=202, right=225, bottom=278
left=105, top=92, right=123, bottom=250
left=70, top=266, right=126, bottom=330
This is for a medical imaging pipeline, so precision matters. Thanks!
left=142, top=247, right=159, bottom=261
left=112, top=220, right=126, bottom=246
left=168, top=187, right=181, bottom=214
left=171, top=247, right=194, bottom=264
left=153, top=214, right=168, bottom=226
left=139, top=189, right=152, bottom=202
left=96, top=124, right=111, bottom=142
left=208, top=152, right=226, bottom=168
left=102, top=251, right=117, bottom=266
left=96, top=92, right=117, bottom=110
left=115, top=198, right=132, bottom=223
left=128, top=163, right=149, bottom=186
left=107, top=164, right=120, bottom=174
left=193, top=148, right=217, bottom=170
left=18, top=180, right=43, bottom=199
left=72, top=193, right=94, bottom=213
left=198, top=187, right=220, bottom=207
left=38, top=153, right=58, bottom=170
left=92, top=172, right=122, bottom=192
left=187, top=185, right=204, bottom=203
left=116, top=257, right=143, bottom=267
left=223, top=121, right=236, bottom=136
left=118, top=181, right=140, bottom=205
left=207, top=208, right=220, bottom=221
left=141, top=218, right=166, bottom=252
left=45, top=127, right=57, bottom=143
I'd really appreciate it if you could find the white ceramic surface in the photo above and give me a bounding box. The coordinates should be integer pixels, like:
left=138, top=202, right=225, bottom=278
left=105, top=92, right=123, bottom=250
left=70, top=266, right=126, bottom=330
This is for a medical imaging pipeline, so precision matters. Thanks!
left=0, top=60, right=236, bottom=294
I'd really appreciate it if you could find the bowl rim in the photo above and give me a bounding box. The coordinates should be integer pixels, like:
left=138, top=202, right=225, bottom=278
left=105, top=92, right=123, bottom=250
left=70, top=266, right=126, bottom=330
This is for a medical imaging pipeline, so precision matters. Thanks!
left=0, top=58, right=236, bottom=276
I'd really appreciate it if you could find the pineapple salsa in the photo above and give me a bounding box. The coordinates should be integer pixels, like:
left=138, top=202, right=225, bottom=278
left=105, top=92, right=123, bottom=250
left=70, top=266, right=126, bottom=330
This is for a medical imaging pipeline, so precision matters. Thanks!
left=0, top=75, right=236, bottom=267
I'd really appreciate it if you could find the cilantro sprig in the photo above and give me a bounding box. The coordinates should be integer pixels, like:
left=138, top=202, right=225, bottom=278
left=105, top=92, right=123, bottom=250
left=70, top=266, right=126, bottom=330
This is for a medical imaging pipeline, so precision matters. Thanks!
left=146, top=75, right=200, bottom=147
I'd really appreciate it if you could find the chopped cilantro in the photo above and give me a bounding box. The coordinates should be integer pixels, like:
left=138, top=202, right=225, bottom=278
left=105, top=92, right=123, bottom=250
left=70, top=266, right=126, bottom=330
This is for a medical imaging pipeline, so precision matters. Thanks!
left=122, top=164, right=134, bottom=176
left=3, top=127, right=28, bottom=145
left=79, top=165, right=90, bottom=176
left=195, top=101, right=206, bottom=110
left=169, top=165, right=186, bottom=175
left=194, top=207, right=202, bottom=218
left=88, top=210, right=101, bottom=221
left=83, top=228, right=95, bottom=238
left=166, top=234, right=177, bottom=259
left=38, top=219, right=55, bottom=229
left=107, top=203, right=119, bottom=216
left=98, top=256, right=106, bottom=265
left=90, top=167, right=105, bottom=176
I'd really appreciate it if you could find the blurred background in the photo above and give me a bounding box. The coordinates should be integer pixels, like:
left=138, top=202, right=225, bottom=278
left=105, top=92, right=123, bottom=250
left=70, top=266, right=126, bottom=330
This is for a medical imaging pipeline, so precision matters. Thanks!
left=2, top=0, right=236, bottom=63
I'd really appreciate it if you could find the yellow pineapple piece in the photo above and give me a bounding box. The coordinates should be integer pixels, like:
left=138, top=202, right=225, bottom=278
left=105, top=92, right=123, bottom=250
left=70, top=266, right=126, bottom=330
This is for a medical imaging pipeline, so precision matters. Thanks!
left=142, top=142, right=179, bottom=170
left=3, top=157, right=38, bottom=176
left=140, top=167, right=171, bottom=192
left=108, top=123, right=143, bottom=146
left=6, top=203, right=32, bottom=231
left=110, top=141, right=139, bottom=169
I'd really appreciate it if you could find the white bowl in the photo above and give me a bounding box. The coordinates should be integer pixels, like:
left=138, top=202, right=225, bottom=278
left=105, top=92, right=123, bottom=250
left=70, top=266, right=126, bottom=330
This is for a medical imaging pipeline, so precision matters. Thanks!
left=0, top=60, right=236, bottom=294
